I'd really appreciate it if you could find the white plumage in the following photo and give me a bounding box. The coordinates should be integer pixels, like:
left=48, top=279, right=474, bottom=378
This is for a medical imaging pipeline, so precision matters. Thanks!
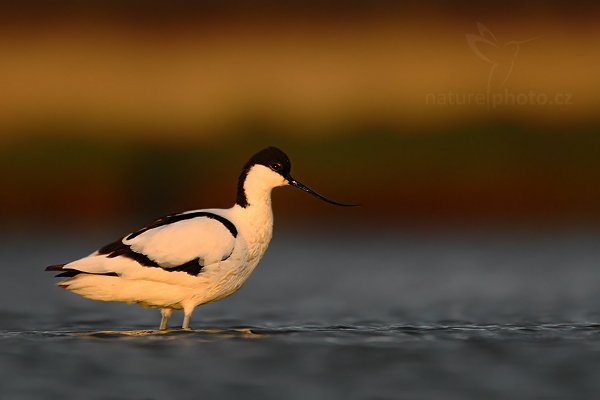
left=124, top=213, right=236, bottom=268
left=46, top=147, right=355, bottom=329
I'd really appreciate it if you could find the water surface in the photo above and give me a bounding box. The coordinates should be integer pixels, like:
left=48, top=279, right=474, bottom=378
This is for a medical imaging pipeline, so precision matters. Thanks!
left=1, top=230, right=600, bottom=399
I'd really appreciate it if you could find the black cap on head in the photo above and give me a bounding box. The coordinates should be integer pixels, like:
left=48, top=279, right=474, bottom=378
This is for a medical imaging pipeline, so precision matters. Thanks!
left=244, top=146, right=292, bottom=178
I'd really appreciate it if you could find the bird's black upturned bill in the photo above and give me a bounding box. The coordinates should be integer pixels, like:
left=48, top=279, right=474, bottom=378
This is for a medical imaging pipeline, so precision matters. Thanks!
left=287, top=177, right=358, bottom=207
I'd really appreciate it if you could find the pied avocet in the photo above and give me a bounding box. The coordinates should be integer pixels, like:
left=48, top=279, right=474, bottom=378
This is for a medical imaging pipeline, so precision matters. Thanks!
left=46, top=147, right=356, bottom=329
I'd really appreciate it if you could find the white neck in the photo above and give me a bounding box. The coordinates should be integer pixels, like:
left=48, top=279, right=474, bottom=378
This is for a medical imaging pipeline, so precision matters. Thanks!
left=231, top=165, right=288, bottom=247
left=237, top=165, right=287, bottom=209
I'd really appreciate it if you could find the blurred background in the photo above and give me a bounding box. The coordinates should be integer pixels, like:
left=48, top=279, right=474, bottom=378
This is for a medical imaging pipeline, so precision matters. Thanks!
left=1, top=0, right=599, bottom=232
left=3, top=4, right=600, bottom=398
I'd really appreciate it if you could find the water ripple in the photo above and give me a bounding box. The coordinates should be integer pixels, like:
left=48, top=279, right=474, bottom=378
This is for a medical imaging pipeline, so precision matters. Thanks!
left=3, top=322, right=600, bottom=343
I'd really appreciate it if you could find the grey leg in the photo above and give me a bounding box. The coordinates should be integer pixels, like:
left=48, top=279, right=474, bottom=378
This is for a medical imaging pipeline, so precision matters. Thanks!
left=159, top=308, right=172, bottom=330
left=181, top=305, right=195, bottom=329
left=182, top=313, right=191, bottom=330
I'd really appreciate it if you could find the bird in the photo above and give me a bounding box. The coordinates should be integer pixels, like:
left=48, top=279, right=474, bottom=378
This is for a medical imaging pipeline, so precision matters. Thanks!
left=46, top=146, right=356, bottom=330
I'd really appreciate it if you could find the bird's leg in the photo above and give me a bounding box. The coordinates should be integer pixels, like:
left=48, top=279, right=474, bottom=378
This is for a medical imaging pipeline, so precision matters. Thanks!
left=182, top=313, right=191, bottom=330
left=181, top=307, right=194, bottom=330
left=159, top=308, right=172, bottom=330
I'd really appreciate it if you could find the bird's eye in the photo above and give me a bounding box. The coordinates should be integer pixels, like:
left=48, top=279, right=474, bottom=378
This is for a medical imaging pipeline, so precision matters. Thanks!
left=270, top=162, right=283, bottom=171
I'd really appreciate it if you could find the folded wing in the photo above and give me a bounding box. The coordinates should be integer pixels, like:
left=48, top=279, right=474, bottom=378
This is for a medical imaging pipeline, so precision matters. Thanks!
left=48, top=211, right=238, bottom=277
left=123, top=213, right=237, bottom=268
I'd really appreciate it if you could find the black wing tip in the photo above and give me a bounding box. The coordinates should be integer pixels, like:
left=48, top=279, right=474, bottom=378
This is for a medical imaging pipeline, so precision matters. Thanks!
left=46, top=263, right=119, bottom=278
left=46, top=264, right=77, bottom=278
left=45, top=264, right=66, bottom=272
left=54, top=271, right=79, bottom=278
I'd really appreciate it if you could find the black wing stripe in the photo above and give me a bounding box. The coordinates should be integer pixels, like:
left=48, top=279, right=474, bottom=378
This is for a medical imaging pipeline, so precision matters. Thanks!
left=167, top=258, right=203, bottom=276
left=98, top=239, right=161, bottom=268
left=125, top=211, right=237, bottom=240
left=97, top=239, right=206, bottom=276
left=48, top=212, right=237, bottom=278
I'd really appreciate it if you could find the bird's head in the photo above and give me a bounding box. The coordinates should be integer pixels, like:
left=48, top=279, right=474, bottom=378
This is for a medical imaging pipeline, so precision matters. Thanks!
left=237, top=146, right=358, bottom=208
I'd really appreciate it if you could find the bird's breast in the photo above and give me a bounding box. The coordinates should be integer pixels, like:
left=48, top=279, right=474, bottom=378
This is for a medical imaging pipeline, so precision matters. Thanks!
left=232, top=209, right=273, bottom=264
left=242, top=220, right=272, bottom=264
